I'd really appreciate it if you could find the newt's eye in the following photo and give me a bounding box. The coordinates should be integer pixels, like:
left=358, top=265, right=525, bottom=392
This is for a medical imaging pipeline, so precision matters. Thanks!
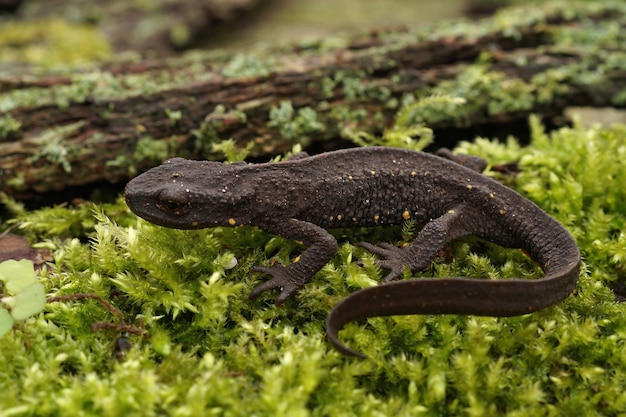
left=156, top=190, right=190, bottom=216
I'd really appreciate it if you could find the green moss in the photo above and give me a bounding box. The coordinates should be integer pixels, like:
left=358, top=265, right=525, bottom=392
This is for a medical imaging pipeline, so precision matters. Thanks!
left=25, top=121, right=85, bottom=173
left=221, top=52, right=274, bottom=79
left=394, top=94, right=472, bottom=128
left=5, top=172, right=26, bottom=190
left=210, top=138, right=254, bottom=163
left=3, top=119, right=626, bottom=415
left=0, top=18, right=112, bottom=68
left=0, top=114, right=22, bottom=139
left=327, top=104, right=369, bottom=133
left=164, top=109, right=182, bottom=127
left=107, top=136, right=170, bottom=176
left=401, top=65, right=535, bottom=127
left=614, top=88, right=626, bottom=107
left=369, top=1, right=626, bottom=130
left=331, top=69, right=393, bottom=102
left=192, top=105, right=248, bottom=154
left=268, top=101, right=325, bottom=141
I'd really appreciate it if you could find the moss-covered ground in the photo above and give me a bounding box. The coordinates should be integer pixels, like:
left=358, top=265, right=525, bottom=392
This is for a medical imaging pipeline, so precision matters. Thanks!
left=2, top=114, right=626, bottom=416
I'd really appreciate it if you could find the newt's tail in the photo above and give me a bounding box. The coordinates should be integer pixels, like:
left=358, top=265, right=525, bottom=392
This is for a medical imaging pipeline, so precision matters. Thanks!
left=325, top=236, right=580, bottom=358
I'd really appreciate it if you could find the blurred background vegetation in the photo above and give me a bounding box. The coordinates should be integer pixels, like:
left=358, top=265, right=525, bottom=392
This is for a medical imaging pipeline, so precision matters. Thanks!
left=0, top=0, right=539, bottom=68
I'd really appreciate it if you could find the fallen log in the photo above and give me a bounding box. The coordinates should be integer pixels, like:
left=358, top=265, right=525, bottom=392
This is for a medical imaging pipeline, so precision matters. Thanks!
left=1, top=1, right=625, bottom=197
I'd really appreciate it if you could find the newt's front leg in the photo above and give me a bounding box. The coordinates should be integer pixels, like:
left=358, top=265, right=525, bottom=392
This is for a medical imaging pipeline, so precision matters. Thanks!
left=249, top=219, right=338, bottom=304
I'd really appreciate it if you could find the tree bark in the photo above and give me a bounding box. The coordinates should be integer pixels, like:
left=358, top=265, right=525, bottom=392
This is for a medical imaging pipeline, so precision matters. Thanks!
left=1, top=2, right=626, bottom=198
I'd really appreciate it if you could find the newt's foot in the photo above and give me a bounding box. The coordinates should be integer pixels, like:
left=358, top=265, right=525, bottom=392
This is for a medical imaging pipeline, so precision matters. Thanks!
left=249, top=265, right=303, bottom=305
left=357, top=242, right=414, bottom=282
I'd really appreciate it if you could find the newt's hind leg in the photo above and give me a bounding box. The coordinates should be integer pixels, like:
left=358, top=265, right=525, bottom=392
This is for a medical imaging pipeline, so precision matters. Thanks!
left=359, top=207, right=472, bottom=282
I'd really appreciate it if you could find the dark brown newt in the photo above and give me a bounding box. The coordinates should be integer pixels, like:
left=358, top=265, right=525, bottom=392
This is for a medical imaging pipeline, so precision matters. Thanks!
left=124, top=147, right=581, bottom=357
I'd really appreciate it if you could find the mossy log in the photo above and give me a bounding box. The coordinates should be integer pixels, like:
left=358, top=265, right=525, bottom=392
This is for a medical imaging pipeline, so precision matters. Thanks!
left=1, top=1, right=626, bottom=198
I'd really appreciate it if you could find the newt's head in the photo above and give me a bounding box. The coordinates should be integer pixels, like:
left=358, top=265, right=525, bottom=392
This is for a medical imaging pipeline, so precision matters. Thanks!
left=124, top=158, right=255, bottom=229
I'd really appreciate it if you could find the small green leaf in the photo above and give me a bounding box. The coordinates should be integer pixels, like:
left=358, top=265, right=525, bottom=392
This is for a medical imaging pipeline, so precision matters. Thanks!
left=0, top=307, right=13, bottom=337
left=4, top=283, right=46, bottom=321
left=0, top=259, right=38, bottom=293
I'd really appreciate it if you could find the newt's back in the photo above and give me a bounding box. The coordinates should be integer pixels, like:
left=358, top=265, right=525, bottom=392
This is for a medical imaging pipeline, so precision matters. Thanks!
left=252, top=147, right=497, bottom=229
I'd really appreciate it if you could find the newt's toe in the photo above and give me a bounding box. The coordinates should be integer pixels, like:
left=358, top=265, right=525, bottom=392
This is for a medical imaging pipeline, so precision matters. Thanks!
left=249, top=265, right=302, bottom=305
left=358, top=241, right=412, bottom=281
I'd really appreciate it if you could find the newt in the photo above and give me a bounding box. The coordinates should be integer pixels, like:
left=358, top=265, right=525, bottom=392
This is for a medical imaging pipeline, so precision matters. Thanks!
left=124, top=147, right=581, bottom=357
